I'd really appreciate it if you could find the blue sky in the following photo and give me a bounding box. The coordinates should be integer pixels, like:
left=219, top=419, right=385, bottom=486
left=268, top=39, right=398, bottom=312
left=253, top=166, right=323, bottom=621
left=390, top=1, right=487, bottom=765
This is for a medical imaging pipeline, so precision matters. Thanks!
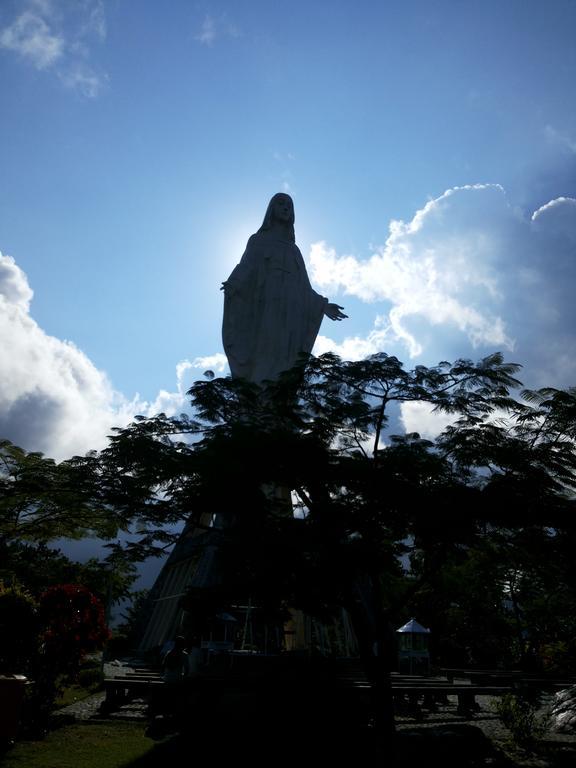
left=1, top=0, right=576, bottom=462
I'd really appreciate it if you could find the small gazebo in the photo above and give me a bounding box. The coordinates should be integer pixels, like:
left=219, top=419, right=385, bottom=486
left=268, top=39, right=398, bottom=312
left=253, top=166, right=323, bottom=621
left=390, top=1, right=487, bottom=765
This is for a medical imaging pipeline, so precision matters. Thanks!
left=396, top=618, right=431, bottom=675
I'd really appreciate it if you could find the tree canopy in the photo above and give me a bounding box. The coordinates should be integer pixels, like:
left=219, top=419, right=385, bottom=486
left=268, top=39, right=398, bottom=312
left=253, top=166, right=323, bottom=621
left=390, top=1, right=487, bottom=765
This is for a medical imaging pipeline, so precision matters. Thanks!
left=2, top=351, right=575, bottom=670
left=0, top=440, right=137, bottom=604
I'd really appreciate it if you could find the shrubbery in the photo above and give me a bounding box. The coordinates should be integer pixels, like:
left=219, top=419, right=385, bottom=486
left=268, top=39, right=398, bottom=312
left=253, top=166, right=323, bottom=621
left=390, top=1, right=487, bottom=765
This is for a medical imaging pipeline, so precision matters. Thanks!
left=0, top=581, right=109, bottom=731
left=0, top=581, right=40, bottom=676
left=494, top=692, right=551, bottom=747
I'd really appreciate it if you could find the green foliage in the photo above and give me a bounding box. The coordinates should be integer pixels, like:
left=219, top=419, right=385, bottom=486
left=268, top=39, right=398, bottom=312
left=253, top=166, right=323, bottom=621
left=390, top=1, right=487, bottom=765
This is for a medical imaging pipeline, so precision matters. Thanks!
left=0, top=543, right=137, bottom=607
left=56, top=658, right=103, bottom=708
left=407, top=540, right=520, bottom=667
left=0, top=440, right=120, bottom=548
left=540, top=641, right=576, bottom=674
left=0, top=581, right=40, bottom=675
left=0, top=577, right=109, bottom=729
left=26, top=586, right=108, bottom=728
left=78, top=352, right=576, bottom=666
left=0, top=440, right=137, bottom=639
left=5, top=351, right=573, bottom=675
left=77, top=665, right=103, bottom=690
left=0, top=442, right=138, bottom=608
left=114, top=588, right=151, bottom=647
left=0, top=582, right=109, bottom=728
left=494, top=692, right=551, bottom=747
left=73, top=555, right=138, bottom=606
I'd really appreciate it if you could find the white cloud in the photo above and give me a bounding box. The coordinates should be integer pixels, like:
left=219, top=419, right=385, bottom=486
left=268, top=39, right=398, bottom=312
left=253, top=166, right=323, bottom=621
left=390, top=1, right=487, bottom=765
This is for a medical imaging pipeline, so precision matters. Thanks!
left=82, top=0, right=106, bottom=41
left=0, top=254, right=33, bottom=310
left=314, top=316, right=394, bottom=360
left=0, top=10, right=64, bottom=69
left=196, top=15, right=217, bottom=45
left=191, top=353, right=229, bottom=374
left=0, top=1, right=106, bottom=96
left=272, top=151, right=294, bottom=194
left=134, top=360, right=197, bottom=418
left=310, top=184, right=576, bottom=389
left=310, top=185, right=514, bottom=358
left=531, top=196, right=576, bottom=240
left=545, top=125, right=576, bottom=155
left=400, top=401, right=457, bottom=441
left=59, top=64, right=105, bottom=98
left=0, top=251, right=191, bottom=461
left=195, top=13, right=241, bottom=46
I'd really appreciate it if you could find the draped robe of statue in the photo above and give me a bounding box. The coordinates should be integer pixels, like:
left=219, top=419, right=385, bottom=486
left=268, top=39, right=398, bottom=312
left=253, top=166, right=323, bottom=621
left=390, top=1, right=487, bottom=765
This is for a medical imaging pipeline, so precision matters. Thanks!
left=222, top=232, right=328, bottom=385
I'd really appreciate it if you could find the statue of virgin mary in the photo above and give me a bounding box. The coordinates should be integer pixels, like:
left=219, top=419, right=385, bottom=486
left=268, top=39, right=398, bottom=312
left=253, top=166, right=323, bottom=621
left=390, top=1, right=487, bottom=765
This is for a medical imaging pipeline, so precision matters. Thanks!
left=222, top=193, right=346, bottom=384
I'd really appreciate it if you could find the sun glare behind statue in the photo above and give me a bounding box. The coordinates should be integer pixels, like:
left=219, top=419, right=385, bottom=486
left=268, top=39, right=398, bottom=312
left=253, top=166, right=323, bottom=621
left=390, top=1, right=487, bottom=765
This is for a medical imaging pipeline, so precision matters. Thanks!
left=219, top=211, right=260, bottom=275
left=217, top=196, right=320, bottom=284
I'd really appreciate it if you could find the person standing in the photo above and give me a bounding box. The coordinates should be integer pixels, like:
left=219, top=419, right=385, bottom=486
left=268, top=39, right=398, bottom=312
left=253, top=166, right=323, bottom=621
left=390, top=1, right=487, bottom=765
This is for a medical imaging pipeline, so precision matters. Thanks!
left=161, top=635, right=188, bottom=684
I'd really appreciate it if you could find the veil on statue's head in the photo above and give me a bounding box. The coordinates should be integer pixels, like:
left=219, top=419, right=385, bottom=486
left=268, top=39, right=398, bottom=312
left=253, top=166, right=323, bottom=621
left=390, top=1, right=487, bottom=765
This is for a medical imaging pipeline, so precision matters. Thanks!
left=257, top=192, right=296, bottom=242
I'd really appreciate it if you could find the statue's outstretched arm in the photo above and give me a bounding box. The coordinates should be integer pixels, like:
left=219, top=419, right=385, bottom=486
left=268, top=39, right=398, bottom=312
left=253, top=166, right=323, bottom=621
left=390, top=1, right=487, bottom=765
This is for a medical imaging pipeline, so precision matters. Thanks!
left=324, top=303, right=348, bottom=321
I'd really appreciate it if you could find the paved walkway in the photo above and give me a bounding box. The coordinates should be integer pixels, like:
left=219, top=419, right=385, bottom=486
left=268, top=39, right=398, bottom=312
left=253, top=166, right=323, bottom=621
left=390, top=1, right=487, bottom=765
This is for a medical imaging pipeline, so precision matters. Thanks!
left=54, top=660, right=150, bottom=721
left=55, top=691, right=108, bottom=720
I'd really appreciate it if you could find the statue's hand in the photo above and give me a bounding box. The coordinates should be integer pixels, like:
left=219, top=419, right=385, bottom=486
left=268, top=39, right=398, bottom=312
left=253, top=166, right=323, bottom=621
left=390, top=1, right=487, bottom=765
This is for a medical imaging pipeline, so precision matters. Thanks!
left=221, top=281, right=234, bottom=295
left=324, top=303, right=348, bottom=321
left=221, top=280, right=238, bottom=296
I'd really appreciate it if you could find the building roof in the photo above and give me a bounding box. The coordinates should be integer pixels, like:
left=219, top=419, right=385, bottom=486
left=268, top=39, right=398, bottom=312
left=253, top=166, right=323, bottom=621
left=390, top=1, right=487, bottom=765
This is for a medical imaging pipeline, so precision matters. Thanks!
left=396, top=618, right=431, bottom=634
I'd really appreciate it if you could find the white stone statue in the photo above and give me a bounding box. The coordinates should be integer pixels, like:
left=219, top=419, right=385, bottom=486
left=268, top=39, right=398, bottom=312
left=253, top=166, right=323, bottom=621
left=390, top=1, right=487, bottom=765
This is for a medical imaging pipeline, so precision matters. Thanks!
left=222, top=193, right=347, bottom=384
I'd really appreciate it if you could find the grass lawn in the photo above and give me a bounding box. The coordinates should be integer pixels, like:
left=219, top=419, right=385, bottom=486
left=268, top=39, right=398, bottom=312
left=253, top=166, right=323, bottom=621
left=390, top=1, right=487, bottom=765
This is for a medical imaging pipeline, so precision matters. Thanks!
left=55, top=682, right=100, bottom=708
left=54, top=657, right=104, bottom=708
left=2, top=722, right=155, bottom=768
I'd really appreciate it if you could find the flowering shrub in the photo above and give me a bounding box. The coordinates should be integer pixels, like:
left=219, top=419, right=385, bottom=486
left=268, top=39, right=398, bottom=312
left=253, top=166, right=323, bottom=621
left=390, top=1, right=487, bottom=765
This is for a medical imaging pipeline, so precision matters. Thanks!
left=0, top=583, right=110, bottom=731
left=39, top=584, right=110, bottom=675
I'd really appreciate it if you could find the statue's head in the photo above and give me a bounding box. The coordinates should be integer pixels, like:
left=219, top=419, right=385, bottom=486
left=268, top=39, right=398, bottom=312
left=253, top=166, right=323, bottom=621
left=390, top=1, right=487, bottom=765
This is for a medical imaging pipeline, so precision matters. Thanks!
left=258, top=192, right=295, bottom=241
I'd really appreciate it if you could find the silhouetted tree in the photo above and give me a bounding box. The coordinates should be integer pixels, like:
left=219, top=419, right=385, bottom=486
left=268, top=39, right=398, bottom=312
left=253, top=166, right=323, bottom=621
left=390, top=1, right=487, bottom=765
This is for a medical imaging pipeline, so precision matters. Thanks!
left=83, top=352, right=576, bottom=731
left=0, top=441, right=138, bottom=605
left=6, top=354, right=573, bottom=731
left=0, top=439, right=120, bottom=548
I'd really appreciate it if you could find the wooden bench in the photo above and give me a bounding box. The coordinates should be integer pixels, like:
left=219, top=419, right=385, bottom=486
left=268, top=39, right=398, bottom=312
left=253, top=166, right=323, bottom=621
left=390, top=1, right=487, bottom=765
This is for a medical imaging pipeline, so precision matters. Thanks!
left=391, top=685, right=512, bottom=716
left=439, top=668, right=515, bottom=684
left=334, top=675, right=514, bottom=714
left=100, top=669, right=512, bottom=719
left=440, top=668, right=576, bottom=691
left=328, top=672, right=514, bottom=717
left=113, top=672, right=163, bottom=680
left=101, top=677, right=165, bottom=713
